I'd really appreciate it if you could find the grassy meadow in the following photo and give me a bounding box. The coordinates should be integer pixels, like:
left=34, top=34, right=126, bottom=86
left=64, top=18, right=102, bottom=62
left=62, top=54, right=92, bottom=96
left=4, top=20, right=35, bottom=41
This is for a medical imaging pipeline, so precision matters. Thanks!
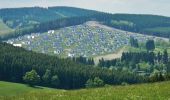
left=125, top=40, right=170, bottom=54
left=0, top=19, right=14, bottom=36
left=0, top=81, right=170, bottom=100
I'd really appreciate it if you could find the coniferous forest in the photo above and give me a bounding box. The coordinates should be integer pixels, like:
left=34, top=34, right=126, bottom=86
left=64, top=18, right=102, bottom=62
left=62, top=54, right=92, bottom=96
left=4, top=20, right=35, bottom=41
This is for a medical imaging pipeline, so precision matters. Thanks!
left=0, top=42, right=146, bottom=89
left=0, top=40, right=170, bottom=89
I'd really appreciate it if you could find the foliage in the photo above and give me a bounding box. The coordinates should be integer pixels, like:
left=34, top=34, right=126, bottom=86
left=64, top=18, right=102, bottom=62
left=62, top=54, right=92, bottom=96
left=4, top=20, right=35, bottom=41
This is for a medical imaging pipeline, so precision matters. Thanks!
left=146, top=40, right=155, bottom=51
left=85, top=77, right=104, bottom=88
left=163, top=49, right=168, bottom=64
left=42, top=69, right=52, bottom=85
left=130, top=36, right=139, bottom=48
left=149, top=72, right=165, bottom=82
left=51, top=75, right=60, bottom=88
left=98, top=49, right=169, bottom=78
left=0, top=42, right=144, bottom=89
left=71, top=56, right=95, bottom=65
left=23, top=70, right=40, bottom=86
left=0, top=7, right=97, bottom=28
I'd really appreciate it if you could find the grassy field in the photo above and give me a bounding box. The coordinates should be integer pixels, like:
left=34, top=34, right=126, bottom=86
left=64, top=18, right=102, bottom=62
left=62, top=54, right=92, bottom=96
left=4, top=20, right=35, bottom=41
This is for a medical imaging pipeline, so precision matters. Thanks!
left=0, top=19, right=14, bottom=36
left=144, top=27, right=170, bottom=34
left=0, top=81, right=170, bottom=100
left=125, top=42, right=170, bottom=54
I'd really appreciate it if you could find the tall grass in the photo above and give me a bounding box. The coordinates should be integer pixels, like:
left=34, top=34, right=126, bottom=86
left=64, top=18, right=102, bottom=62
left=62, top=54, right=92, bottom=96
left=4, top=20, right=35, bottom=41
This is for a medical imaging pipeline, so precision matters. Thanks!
left=0, top=81, right=170, bottom=100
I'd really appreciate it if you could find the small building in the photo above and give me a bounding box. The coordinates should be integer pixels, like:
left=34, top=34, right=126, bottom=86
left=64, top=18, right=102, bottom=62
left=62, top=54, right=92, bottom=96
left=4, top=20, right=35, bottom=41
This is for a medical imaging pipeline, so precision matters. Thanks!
left=13, top=44, right=22, bottom=47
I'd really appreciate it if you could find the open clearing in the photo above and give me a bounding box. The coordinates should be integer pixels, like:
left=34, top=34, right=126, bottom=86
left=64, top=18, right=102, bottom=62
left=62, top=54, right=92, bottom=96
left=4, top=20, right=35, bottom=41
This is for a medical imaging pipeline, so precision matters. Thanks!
left=94, top=47, right=126, bottom=64
left=0, top=19, right=14, bottom=36
left=0, top=81, right=170, bottom=100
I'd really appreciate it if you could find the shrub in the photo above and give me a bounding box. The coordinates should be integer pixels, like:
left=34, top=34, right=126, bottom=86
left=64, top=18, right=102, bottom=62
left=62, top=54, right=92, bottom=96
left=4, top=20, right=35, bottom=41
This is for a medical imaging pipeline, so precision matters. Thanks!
left=23, top=69, right=40, bottom=86
left=85, top=77, right=104, bottom=88
left=51, top=75, right=60, bottom=87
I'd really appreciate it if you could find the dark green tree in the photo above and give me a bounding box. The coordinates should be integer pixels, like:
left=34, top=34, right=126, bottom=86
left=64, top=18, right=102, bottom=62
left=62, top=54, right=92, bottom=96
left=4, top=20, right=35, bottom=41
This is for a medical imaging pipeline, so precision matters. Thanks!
left=149, top=72, right=165, bottom=82
left=146, top=40, right=155, bottom=51
left=130, top=37, right=139, bottom=48
left=93, top=77, right=105, bottom=87
left=85, top=77, right=104, bottom=88
left=157, top=52, right=162, bottom=63
left=42, top=69, right=52, bottom=85
left=85, top=79, right=94, bottom=88
left=51, top=75, right=60, bottom=87
left=163, top=49, right=168, bottom=64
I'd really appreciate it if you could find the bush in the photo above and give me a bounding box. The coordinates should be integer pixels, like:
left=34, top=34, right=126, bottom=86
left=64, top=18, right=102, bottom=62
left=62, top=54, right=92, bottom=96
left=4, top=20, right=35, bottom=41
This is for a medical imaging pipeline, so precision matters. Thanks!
left=23, top=69, right=40, bottom=86
left=42, top=69, right=52, bottom=85
left=51, top=75, right=60, bottom=87
left=121, top=82, right=129, bottom=86
left=85, top=77, right=105, bottom=88
left=149, top=72, right=165, bottom=82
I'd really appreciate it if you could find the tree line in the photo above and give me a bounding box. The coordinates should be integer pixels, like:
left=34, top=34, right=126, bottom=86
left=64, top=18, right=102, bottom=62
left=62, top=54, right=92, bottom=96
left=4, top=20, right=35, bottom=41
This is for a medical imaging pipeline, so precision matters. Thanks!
left=0, top=42, right=144, bottom=89
left=1, top=8, right=170, bottom=40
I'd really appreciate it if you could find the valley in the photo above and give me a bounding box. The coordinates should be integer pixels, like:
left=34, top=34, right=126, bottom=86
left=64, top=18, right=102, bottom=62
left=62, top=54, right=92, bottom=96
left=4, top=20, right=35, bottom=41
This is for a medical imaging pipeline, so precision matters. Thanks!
left=0, top=5, right=170, bottom=100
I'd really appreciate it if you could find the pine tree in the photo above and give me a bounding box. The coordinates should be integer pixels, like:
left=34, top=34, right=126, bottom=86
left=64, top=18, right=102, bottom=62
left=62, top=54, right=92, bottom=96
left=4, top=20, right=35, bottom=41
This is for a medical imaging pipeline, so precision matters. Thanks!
left=42, top=69, right=52, bottom=85
left=146, top=40, right=155, bottom=51
left=157, top=52, right=162, bottom=63
left=51, top=75, right=60, bottom=87
left=163, top=49, right=168, bottom=64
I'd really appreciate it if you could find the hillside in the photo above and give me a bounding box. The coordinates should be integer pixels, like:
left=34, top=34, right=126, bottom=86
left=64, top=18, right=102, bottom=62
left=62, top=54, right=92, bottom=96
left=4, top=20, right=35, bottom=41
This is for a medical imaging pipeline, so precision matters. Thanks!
left=6, top=21, right=168, bottom=58
left=0, top=81, right=170, bottom=100
left=0, top=19, right=14, bottom=36
left=0, top=81, right=53, bottom=96
left=1, top=7, right=170, bottom=40
left=0, top=6, right=99, bottom=28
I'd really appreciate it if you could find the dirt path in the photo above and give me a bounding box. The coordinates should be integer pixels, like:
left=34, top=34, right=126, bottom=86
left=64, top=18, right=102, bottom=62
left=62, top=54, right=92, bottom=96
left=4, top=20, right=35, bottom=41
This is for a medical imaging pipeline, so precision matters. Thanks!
left=94, top=47, right=126, bottom=64
left=86, top=21, right=169, bottom=64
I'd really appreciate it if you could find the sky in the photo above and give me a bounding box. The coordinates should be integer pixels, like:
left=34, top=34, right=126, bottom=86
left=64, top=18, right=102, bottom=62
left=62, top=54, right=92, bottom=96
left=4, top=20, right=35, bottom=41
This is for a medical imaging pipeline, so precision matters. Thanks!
left=0, top=0, right=170, bottom=17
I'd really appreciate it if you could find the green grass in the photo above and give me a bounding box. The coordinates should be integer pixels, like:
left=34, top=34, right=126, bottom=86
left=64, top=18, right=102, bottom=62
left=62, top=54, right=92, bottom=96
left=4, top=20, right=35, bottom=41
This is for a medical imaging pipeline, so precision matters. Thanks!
left=124, top=46, right=146, bottom=52
left=144, top=27, right=170, bottom=34
left=0, top=81, right=170, bottom=100
left=0, top=19, right=14, bottom=36
left=0, top=81, right=53, bottom=96
left=125, top=44, right=170, bottom=54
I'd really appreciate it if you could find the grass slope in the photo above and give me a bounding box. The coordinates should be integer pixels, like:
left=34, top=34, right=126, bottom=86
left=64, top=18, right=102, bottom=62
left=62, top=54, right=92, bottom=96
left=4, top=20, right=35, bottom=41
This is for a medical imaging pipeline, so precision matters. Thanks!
left=0, top=19, right=13, bottom=36
left=0, top=81, right=170, bottom=100
left=125, top=41, right=170, bottom=54
left=144, top=27, right=170, bottom=34
left=0, top=81, right=53, bottom=96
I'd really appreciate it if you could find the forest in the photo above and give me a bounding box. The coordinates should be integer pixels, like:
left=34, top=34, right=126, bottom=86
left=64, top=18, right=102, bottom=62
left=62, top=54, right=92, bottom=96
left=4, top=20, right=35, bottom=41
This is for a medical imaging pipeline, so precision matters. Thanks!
left=0, top=42, right=145, bottom=89
left=97, top=39, right=170, bottom=82
left=0, top=39, right=170, bottom=89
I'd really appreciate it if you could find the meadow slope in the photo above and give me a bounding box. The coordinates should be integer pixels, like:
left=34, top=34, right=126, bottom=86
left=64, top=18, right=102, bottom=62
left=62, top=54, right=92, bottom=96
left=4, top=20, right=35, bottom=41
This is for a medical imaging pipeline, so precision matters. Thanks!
left=0, top=81, right=170, bottom=100
left=0, top=19, right=13, bottom=36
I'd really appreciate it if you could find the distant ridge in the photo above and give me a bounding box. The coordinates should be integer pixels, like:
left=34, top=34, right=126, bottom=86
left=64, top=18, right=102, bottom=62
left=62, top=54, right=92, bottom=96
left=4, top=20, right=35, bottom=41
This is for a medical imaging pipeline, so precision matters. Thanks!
left=1, top=6, right=170, bottom=40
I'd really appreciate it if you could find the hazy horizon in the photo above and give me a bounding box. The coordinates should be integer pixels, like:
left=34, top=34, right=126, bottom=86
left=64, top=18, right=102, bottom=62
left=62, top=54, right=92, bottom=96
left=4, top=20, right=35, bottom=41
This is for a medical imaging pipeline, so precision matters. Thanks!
left=0, top=0, right=170, bottom=17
